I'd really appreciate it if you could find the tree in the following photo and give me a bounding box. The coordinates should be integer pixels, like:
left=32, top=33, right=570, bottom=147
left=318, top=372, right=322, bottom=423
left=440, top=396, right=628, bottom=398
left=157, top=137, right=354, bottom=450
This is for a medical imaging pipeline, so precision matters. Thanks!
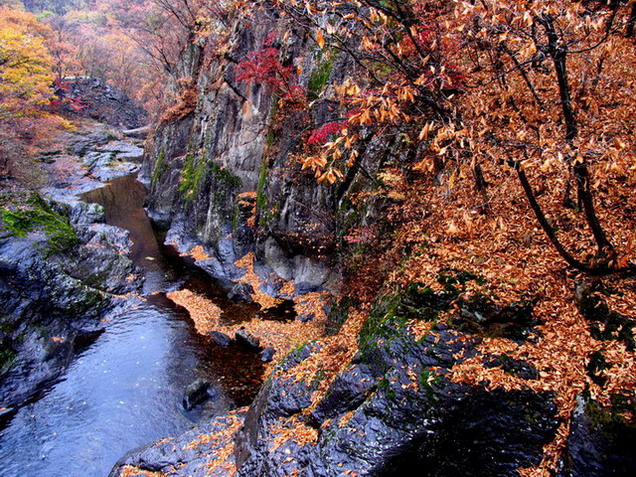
left=0, top=5, right=67, bottom=177
left=265, top=0, right=636, bottom=276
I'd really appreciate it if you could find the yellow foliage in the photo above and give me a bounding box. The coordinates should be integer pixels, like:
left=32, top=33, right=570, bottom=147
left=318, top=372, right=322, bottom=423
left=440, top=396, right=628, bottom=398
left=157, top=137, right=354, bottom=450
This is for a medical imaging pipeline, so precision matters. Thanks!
left=0, top=6, right=56, bottom=120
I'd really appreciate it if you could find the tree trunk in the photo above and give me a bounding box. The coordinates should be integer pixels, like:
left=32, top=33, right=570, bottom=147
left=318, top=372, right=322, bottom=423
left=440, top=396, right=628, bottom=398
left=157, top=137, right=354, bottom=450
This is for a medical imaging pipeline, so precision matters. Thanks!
left=538, top=14, right=614, bottom=260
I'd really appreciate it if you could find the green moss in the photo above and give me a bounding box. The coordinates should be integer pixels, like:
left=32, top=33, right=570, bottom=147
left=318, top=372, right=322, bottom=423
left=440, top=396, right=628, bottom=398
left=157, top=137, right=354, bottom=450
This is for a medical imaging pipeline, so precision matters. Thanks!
left=85, top=271, right=108, bottom=290
left=256, top=159, right=268, bottom=227
left=358, top=281, right=457, bottom=353
left=397, top=283, right=445, bottom=322
left=311, top=365, right=327, bottom=386
left=578, top=290, right=635, bottom=350
left=0, top=194, right=78, bottom=252
left=232, top=206, right=240, bottom=232
left=419, top=368, right=443, bottom=400
left=358, top=292, right=409, bottom=352
left=377, top=376, right=396, bottom=400
left=179, top=153, right=207, bottom=203
left=436, top=268, right=486, bottom=297
left=210, top=162, right=242, bottom=189
left=0, top=348, right=16, bottom=372
left=307, top=50, right=335, bottom=100
left=151, top=149, right=167, bottom=187
left=326, top=296, right=359, bottom=335
left=266, top=130, right=276, bottom=147
left=72, top=286, right=108, bottom=315
left=585, top=397, right=636, bottom=435
left=0, top=319, right=17, bottom=334
left=179, top=154, right=242, bottom=204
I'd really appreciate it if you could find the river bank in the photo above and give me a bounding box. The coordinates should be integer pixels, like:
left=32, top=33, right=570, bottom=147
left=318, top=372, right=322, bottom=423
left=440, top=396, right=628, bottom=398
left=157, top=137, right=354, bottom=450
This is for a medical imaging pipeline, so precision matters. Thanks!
left=0, top=121, right=273, bottom=476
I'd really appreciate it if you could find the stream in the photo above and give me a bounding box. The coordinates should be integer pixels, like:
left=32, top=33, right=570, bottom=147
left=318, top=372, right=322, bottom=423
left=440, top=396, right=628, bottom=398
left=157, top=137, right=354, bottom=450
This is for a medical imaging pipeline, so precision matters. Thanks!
left=0, top=174, right=265, bottom=476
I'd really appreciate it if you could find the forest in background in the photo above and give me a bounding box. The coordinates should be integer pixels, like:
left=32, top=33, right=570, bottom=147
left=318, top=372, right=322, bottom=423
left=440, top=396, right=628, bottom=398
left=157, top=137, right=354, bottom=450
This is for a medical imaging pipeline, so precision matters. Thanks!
left=0, top=0, right=232, bottom=177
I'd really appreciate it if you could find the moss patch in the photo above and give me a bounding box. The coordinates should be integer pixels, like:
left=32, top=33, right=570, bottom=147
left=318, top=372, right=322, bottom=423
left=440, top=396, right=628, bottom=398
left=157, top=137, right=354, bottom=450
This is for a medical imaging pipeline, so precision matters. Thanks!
left=577, top=286, right=635, bottom=351
left=151, top=149, right=167, bottom=187
left=179, top=153, right=208, bottom=203
left=307, top=50, right=335, bottom=100
left=0, top=194, right=78, bottom=252
left=585, top=396, right=636, bottom=435
left=0, top=347, right=16, bottom=373
left=256, top=159, right=268, bottom=227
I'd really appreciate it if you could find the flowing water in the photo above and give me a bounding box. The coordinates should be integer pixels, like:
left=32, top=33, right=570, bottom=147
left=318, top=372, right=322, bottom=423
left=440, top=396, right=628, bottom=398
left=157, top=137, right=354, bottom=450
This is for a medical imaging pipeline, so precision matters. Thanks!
left=0, top=174, right=265, bottom=476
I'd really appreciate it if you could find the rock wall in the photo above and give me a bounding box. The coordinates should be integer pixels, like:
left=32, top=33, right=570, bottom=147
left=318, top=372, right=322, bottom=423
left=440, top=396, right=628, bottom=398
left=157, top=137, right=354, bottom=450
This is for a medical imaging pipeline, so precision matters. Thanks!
left=143, top=13, right=376, bottom=297
left=55, top=77, right=148, bottom=130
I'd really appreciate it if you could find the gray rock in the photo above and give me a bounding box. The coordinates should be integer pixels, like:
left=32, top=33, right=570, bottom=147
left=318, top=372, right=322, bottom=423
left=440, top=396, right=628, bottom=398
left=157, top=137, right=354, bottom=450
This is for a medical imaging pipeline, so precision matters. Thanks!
left=235, top=323, right=559, bottom=477
left=109, top=411, right=247, bottom=477
left=183, top=379, right=211, bottom=411
left=559, top=395, right=636, bottom=476
left=210, top=331, right=233, bottom=347
left=55, top=77, right=147, bottom=129
left=0, top=186, right=140, bottom=409
left=228, top=282, right=254, bottom=303
left=122, top=126, right=150, bottom=139
left=235, top=327, right=261, bottom=352
left=260, top=347, right=276, bottom=363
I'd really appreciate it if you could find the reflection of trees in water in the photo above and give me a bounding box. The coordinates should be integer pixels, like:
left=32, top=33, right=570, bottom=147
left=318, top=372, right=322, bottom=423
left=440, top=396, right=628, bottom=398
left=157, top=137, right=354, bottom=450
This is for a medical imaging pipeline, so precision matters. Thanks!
left=82, top=175, right=160, bottom=265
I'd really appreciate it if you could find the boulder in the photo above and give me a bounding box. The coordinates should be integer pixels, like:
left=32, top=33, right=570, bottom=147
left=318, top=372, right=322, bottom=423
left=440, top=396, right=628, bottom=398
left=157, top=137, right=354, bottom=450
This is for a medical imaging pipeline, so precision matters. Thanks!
left=235, top=327, right=261, bottom=352
left=183, top=379, right=211, bottom=411
left=260, top=347, right=276, bottom=363
left=210, top=331, right=233, bottom=347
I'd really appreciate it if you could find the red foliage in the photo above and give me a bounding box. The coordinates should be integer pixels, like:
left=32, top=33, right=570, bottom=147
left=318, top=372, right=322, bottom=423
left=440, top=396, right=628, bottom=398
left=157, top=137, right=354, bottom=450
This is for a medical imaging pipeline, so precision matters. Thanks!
left=308, top=121, right=347, bottom=145
left=236, top=47, right=304, bottom=102
left=51, top=78, right=88, bottom=113
left=265, top=31, right=279, bottom=47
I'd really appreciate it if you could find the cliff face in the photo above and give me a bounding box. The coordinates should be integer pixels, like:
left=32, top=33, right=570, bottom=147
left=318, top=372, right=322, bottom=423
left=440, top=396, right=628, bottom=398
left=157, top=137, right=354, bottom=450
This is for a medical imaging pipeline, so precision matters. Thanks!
left=143, top=15, right=374, bottom=297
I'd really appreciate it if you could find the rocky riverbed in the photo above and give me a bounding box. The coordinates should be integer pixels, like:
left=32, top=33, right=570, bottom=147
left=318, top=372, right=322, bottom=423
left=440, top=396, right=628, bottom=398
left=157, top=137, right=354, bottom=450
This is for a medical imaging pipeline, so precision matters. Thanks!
left=0, top=122, right=273, bottom=476
left=0, top=122, right=144, bottom=414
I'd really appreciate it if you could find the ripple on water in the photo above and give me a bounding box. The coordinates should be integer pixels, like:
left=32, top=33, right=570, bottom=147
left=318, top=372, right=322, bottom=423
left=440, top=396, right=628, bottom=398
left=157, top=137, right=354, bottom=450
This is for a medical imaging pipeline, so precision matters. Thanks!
left=0, top=304, right=234, bottom=477
left=0, top=174, right=269, bottom=476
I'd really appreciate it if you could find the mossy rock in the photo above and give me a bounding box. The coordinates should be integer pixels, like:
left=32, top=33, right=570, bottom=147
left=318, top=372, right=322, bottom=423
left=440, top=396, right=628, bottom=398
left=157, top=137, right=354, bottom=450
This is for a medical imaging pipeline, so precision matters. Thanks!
left=0, top=194, right=78, bottom=252
left=151, top=149, right=167, bottom=187
left=256, top=159, right=268, bottom=227
left=358, top=283, right=452, bottom=353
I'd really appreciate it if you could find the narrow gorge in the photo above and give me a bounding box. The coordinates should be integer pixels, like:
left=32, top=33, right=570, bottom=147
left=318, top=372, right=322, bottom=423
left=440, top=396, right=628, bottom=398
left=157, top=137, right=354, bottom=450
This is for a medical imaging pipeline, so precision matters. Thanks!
left=2, top=1, right=636, bottom=477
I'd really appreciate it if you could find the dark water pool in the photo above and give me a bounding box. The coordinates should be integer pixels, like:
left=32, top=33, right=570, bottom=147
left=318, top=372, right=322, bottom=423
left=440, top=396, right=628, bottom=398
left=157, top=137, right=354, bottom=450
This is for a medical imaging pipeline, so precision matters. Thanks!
left=0, top=174, right=265, bottom=476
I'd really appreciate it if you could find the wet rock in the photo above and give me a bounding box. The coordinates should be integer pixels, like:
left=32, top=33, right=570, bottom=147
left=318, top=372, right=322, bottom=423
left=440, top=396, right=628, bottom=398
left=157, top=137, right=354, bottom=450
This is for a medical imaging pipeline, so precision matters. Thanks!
left=0, top=190, right=139, bottom=409
left=452, top=296, right=539, bottom=341
left=235, top=317, right=558, bottom=477
left=260, top=347, right=276, bottom=363
left=560, top=395, right=636, bottom=476
left=67, top=201, right=105, bottom=231
left=210, top=331, right=233, bottom=347
left=228, top=282, right=254, bottom=303
left=235, top=327, right=261, bottom=352
left=109, top=410, right=247, bottom=477
left=183, top=379, right=211, bottom=411
left=0, top=330, right=13, bottom=349
left=483, top=354, right=539, bottom=380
